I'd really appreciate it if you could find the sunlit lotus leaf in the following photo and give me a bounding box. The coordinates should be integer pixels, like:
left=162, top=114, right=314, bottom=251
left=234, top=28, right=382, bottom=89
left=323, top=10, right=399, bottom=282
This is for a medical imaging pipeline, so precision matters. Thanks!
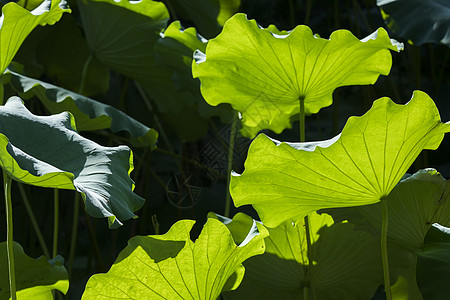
left=82, top=216, right=268, bottom=299
left=193, top=13, right=403, bottom=138
left=0, top=0, right=70, bottom=73
left=0, top=242, right=68, bottom=299
left=231, top=91, right=450, bottom=227
left=0, top=97, right=144, bottom=228
left=4, top=68, right=158, bottom=148
left=377, top=0, right=450, bottom=46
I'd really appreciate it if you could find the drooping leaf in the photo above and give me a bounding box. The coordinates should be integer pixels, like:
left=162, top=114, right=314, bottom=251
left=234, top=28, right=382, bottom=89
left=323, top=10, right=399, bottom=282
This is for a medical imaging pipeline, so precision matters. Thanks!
left=193, top=13, right=403, bottom=138
left=3, top=68, right=158, bottom=148
left=170, top=0, right=240, bottom=38
left=219, top=212, right=410, bottom=300
left=377, top=0, right=450, bottom=47
left=231, top=91, right=450, bottom=228
left=0, top=242, right=68, bottom=299
left=0, top=0, right=71, bottom=74
left=82, top=216, right=268, bottom=300
left=0, top=97, right=144, bottom=228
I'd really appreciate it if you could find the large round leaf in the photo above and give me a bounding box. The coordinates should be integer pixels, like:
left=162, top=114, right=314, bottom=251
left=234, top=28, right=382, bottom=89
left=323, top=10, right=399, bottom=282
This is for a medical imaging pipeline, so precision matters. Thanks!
left=377, top=0, right=450, bottom=46
left=193, top=13, right=403, bottom=137
left=82, top=216, right=268, bottom=299
left=0, top=242, right=68, bottom=299
left=0, top=0, right=71, bottom=73
left=231, top=91, right=450, bottom=227
left=0, top=97, right=144, bottom=228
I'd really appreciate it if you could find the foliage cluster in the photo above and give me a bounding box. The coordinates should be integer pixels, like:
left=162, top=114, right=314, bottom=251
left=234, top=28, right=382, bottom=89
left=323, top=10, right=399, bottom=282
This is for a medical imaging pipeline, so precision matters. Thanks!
left=0, top=0, right=449, bottom=299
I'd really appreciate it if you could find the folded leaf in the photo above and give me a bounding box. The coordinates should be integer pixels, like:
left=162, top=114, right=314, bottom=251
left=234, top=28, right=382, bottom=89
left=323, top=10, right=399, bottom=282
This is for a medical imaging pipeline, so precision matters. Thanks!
left=0, top=97, right=144, bottom=228
left=193, top=13, right=403, bottom=137
left=4, top=68, right=158, bottom=148
left=82, top=216, right=268, bottom=299
left=0, top=0, right=71, bottom=73
left=377, top=0, right=450, bottom=46
left=0, top=242, right=69, bottom=299
left=231, top=91, right=450, bottom=227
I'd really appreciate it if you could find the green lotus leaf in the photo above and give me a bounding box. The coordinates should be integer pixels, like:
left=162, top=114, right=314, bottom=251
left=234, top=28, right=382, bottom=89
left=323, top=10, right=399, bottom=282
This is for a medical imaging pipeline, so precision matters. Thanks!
left=3, top=68, right=158, bottom=148
left=193, top=13, right=403, bottom=138
left=0, top=242, right=68, bottom=299
left=416, top=225, right=450, bottom=299
left=0, top=0, right=71, bottom=74
left=377, top=0, right=450, bottom=47
left=231, top=91, right=450, bottom=227
left=0, top=97, right=144, bottom=228
left=220, top=212, right=407, bottom=300
left=170, top=0, right=240, bottom=38
left=82, top=216, right=268, bottom=299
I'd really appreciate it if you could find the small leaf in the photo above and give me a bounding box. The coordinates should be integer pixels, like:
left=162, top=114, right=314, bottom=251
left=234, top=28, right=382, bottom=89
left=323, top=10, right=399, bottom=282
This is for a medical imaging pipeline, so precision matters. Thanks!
left=0, top=0, right=71, bottom=73
left=4, top=68, right=158, bottom=148
left=0, top=242, right=68, bottom=299
left=377, top=0, right=450, bottom=47
left=0, top=97, right=144, bottom=228
left=231, top=91, right=450, bottom=227
left=82, top=216, right=268, bottom=299
left=193, top=13, right=403, bottom=137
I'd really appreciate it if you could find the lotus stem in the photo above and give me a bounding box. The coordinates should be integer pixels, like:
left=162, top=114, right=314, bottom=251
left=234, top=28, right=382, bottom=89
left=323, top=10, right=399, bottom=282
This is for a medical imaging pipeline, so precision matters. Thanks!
left=79, top=54, right=93, bottom=95
left=53, top=188, right=59, bottom=258
left=18, top=183, right=50, bottom=258
left=3, top=170, right=17, bottom=300
left=68, top=192, right=80, bottom=280
left=381, top=197, right=392, bottom=299
left=225, top=113, right=238, bottom=218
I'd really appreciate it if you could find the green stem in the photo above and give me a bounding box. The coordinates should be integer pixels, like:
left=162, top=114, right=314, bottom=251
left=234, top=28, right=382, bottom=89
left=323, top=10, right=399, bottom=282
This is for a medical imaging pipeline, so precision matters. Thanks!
left=0, top=77, right=4, bottom=105
left=79, top=54, right=93, bottom=95
left=381, top=197, right=392, bottom=300
left=68, top=193, right=80, bottom=279
left=225, top=114, right=238, bottom=218
left=3, top=171, right=16, bottom=300
left=53, top=189, right=59, bottom=258
left=18, top=183, right=50, bottom=258
left=304, top=0, right=312, bottom=24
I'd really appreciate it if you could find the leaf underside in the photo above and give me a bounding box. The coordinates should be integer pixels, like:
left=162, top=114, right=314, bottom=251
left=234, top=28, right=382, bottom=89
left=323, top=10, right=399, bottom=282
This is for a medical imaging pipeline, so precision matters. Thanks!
left=193, top=13, right=403, bottom=137
left=231, top=91, right=450, bottom=227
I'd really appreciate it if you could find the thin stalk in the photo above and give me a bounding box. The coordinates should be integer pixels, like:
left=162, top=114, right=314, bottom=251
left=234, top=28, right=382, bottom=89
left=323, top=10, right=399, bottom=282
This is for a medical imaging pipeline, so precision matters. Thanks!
left=299, top=97, right=316, bottom=300
left=79, top=54, right=93, bottom=95
left=0, top=78, right=4, bottom=105
left=53, top=189, right=59, bottom=258
left=304, top=0, right=312, bottom=25
left=381, top=197, right=392, bottom=300
left=18, top=183, right=50, bottom=258
left=68, top=193, right=80, bottom=279
left=3, top=171, right=16, bottom=300
left=225, top=114, right=238, bottom=218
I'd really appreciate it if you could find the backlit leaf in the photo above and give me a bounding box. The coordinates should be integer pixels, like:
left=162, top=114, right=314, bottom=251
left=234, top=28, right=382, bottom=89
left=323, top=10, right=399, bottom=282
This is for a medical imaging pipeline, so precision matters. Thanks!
left=82, top=216, right=268, bottom=299
left=0, top=242, right=68, bottom=299
left=193, top=13, right=403, bottom=137
left=231, top=91, right=450, bottom=227
left=0, top=97, right=144, bottom=228
left=0, top=0, right=71, bottom=73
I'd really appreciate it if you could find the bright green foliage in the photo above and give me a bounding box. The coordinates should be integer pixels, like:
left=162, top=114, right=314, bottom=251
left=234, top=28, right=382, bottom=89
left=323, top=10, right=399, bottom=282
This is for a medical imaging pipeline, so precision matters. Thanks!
left=231, top=91, right=450, bottom=227
left=378, top=0, right=450, bottom=46
left=0, top=97, right=144, bottom=228
left=170, top=0, right=240, bottom=38
left=0, top=0, right=71, bottom=74
left=0, top=242, right=68, bottom=299
left=193, top=13, right=403, bottom=137
left=222, top=212, right=389, bottom=300
left=4, top=68, right=158, bottom=148
left=82, top=216, right=268, bottom=300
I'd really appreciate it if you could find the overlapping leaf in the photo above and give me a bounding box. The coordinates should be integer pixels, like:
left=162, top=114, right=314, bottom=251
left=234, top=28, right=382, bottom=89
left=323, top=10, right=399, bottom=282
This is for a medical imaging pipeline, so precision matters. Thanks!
left=170, top=0, right=240, bottom=38
left=3, top=68, right=158, bottom=148
left=231, top=91, right=450, bottom=227
left=0, top=242, right=68, bottom=299
left=193, top=13, right=403, bottom=137
left=0, top=97, right=144, bottom=228
left=377, top=0, right=450, bottom=47
left=0, top=0, right=71, bottom=74
left=82, top=216, right=268, bottom=299
left=220, top=212, right=406, bottom=300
